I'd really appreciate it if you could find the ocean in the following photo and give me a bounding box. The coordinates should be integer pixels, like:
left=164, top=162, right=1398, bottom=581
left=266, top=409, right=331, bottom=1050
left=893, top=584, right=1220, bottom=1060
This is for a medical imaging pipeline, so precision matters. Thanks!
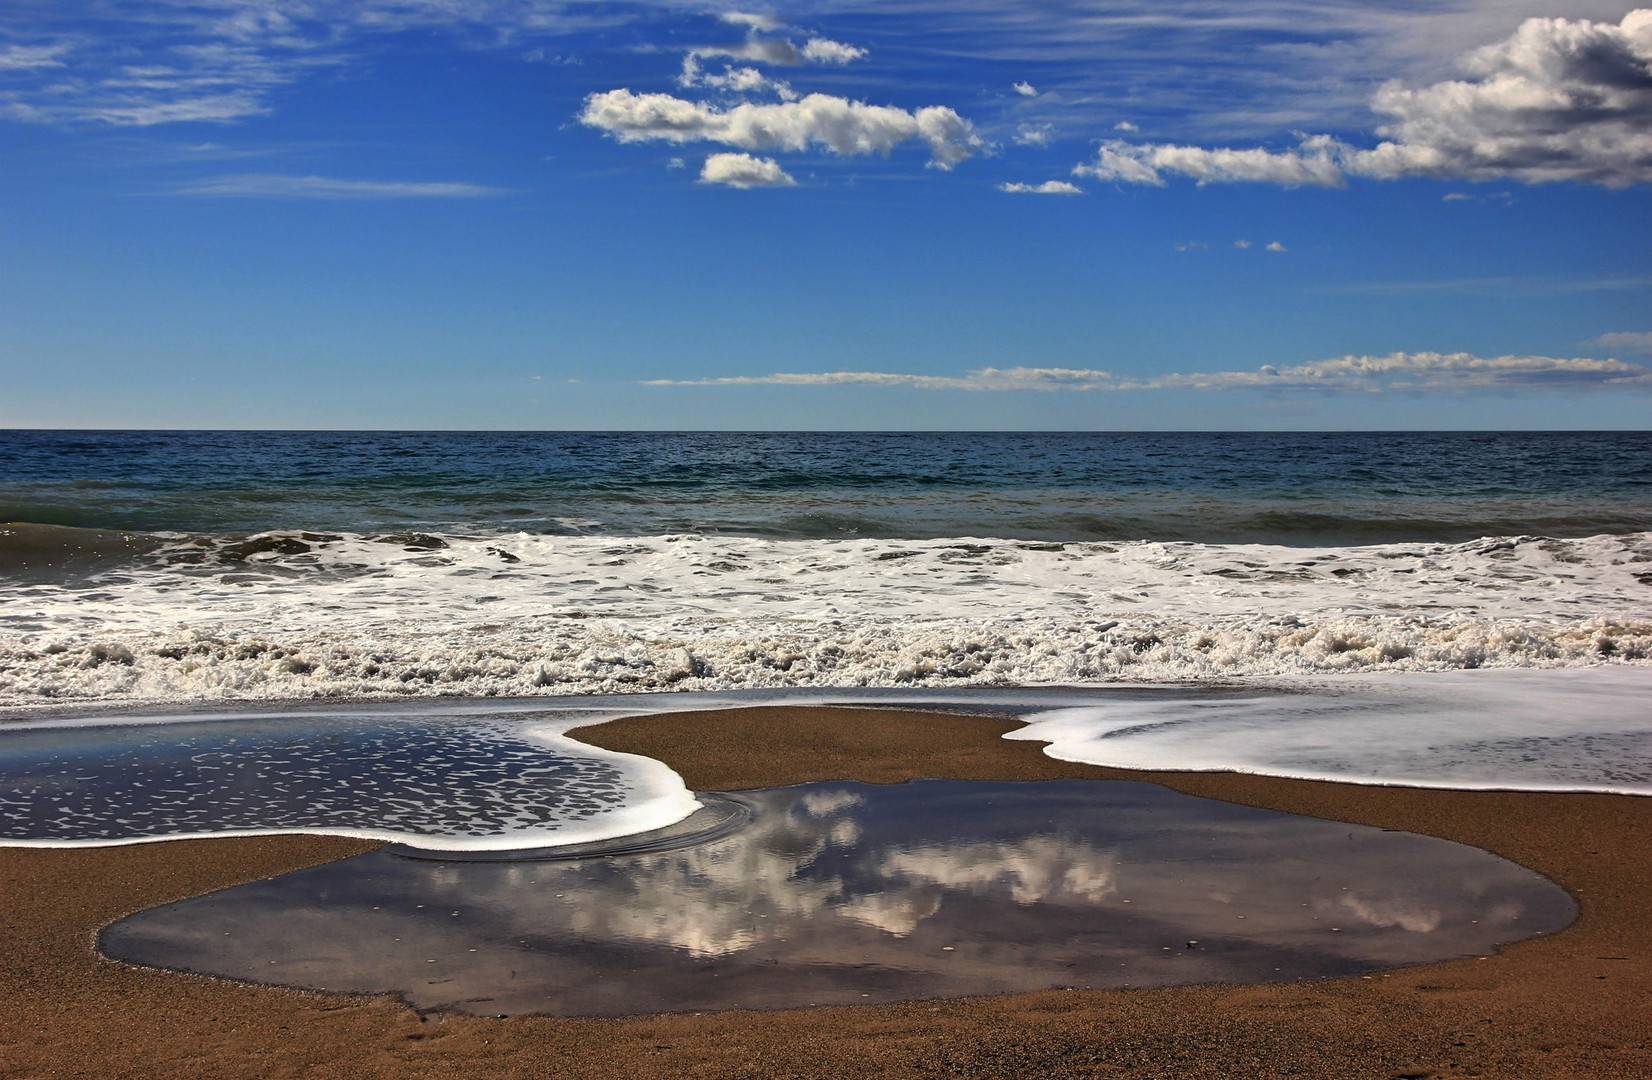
left=2, top=430, right=1650, bottom=705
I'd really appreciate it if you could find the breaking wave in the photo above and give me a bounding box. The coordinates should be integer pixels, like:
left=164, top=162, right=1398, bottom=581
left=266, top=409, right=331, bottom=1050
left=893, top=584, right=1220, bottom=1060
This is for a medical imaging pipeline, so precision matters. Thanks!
left=2, top=525, right=1648, bottom=705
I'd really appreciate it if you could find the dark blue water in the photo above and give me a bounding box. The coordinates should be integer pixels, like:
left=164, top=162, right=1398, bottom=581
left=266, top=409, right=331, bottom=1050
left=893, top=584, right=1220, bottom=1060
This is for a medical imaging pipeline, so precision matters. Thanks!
left=2, top=430, right=1649, bottom=544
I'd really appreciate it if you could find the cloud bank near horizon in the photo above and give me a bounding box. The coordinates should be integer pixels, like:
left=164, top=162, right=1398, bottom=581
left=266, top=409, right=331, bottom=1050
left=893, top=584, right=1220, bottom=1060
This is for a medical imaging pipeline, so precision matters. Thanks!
left=646, top=352, right=1652, bottom=394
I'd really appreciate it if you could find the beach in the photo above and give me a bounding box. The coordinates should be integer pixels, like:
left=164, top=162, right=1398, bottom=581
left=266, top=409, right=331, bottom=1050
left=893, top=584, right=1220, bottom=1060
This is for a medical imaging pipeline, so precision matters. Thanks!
left=8, top=0, right=1652, bottom=1065
left=4, top=704, right=1648, bottom=1079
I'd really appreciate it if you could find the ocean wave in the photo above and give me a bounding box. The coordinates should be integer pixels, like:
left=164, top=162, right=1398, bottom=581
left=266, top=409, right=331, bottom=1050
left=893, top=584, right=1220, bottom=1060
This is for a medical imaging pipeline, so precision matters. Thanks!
left=3, top=526, right=1648, bottom=705
left=2, top=613, right=1649, bottom=707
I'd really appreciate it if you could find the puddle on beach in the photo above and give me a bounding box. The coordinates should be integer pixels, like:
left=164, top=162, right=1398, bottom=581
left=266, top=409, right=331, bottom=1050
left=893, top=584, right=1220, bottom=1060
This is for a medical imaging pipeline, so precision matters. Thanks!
left=100, top=779, right=1575, bottom=1017
left=0, top=710, right=693, bottom=850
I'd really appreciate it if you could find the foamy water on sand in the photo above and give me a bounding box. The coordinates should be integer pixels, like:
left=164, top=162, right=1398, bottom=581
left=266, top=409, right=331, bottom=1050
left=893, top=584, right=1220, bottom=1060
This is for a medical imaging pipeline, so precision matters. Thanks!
left=1008, top=668, right=1652, bottom=794
left=3, top=676, right=1649, bottom=854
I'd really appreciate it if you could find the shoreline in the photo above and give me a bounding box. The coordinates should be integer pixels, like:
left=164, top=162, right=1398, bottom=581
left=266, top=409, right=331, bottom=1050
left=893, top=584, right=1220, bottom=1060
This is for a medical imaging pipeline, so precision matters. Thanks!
left=2, top=704, right=1648, bottom=1077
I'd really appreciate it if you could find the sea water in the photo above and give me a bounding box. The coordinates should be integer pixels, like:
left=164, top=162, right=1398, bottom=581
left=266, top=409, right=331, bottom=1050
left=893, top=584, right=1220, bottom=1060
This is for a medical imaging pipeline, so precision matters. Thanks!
left=3, top=430, right=1650, bottom=705
left=1, top=430, right=1649, bottom=849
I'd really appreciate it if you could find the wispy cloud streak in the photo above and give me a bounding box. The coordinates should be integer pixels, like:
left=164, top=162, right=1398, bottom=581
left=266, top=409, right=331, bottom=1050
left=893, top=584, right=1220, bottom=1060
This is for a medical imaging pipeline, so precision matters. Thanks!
left=1594, top=331, right=1652, bottom=355
left=174, top=174, right=502, bottom=198
left=1326, top=275, right=1652, bottom=297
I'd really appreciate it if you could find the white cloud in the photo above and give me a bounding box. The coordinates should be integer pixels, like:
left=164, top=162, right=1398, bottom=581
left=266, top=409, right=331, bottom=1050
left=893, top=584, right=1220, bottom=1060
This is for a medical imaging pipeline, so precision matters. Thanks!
left=1594, top=331, right=1652, bottom=354
left=173, top=174, right=501, bottom=198
left=580, top=89, right=983, bottom=169
left=1073, top=10, right=1652, bottom=189
left=678, top=56, right=796, bottom=100
left=1143, top=351, right=1650, bottom=390
left=1350, top=9, right=1652, bottom=186
left=1265, top=240, right=1287, bottom=252
left=1234, top=239, right=1253, bottom=249
left=1076, top=134, right=1348, bottom=187
left=1114, top=120, right=1139, bottom=132
left=1014, top=122, right=1053, bottom=146
left=689, top=22, right=868, bottom=69
left=720, top=13, right=785, bottom=33
left=801, top=37, right=867, bottom=65
left=1013, top=81, right=1037, bottom=96
left=1, top=0, right=1636, bottom=153
left=1000, top=180, right=1082, bottom=194
left=647, top=352, right=1652, bottom=393
left=1074, top=143, right=1170, bottom=186
left=699, top=152, right=796, bottom=187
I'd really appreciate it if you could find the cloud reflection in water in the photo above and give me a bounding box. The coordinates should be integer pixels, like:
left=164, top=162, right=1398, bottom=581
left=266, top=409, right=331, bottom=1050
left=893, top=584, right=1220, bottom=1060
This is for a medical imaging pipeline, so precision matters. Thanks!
left=102, top=779, right=1574, bottom=1016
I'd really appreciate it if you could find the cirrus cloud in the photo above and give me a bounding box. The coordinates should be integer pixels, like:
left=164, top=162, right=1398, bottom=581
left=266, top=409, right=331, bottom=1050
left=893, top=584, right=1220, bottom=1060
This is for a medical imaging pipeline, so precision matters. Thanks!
left=172, top=174, right=502, bottom=198
left=0, top=44, right=70, bottom=70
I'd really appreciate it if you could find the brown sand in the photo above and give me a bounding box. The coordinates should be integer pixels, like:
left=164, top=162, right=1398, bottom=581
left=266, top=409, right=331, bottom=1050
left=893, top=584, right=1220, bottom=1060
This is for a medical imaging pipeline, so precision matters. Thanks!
left=1, top=704, right=1647, bottom=1078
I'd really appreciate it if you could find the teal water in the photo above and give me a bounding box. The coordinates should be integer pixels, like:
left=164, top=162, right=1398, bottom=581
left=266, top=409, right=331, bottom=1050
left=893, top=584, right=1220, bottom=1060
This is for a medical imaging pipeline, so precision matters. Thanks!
left=4, top=430, right=1649, bottom=544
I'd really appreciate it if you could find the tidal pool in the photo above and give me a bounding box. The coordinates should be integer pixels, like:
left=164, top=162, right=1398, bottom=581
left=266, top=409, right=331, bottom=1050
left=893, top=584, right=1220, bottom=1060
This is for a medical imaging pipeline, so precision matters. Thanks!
left=100, top=778, right=1575, bottom=1016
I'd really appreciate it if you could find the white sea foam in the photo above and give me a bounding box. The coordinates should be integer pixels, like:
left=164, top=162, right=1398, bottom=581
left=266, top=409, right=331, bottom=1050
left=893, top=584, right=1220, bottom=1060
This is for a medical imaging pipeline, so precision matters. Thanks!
left=1006, top=668, right=1652, bottom=794
left=0, top=704, right=699, bottom=851
left=1, top=531, right=1648, bottom=705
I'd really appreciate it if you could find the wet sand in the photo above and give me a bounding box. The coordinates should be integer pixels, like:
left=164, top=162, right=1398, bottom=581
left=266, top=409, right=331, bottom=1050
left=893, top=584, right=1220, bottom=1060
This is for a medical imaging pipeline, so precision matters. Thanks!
left=2, top=704, right=1648, bottom=1078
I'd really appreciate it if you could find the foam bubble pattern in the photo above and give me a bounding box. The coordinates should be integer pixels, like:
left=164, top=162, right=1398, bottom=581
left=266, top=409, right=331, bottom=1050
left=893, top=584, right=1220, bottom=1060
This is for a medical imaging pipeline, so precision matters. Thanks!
left=0, top=711, right=698, bottom=850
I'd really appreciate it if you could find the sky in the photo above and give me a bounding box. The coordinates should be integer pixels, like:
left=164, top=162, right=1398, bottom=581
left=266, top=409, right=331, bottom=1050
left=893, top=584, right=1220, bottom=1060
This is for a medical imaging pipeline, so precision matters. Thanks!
left=1, top=1, right=1650, bottom=430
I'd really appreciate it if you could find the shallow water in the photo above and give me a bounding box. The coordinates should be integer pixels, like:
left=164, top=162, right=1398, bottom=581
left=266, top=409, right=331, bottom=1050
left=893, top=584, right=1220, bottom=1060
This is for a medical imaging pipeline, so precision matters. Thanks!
left=0, top=704, right=696, bottom=850
left=2, top=677, right=1649, bottom=859
left=99, top=779, right=1577, bottom=1016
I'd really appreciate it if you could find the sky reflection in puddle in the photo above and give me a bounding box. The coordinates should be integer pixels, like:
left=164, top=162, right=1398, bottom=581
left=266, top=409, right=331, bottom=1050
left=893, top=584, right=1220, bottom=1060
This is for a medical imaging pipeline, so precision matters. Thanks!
left=101, top=779, right=1575, bottom=1016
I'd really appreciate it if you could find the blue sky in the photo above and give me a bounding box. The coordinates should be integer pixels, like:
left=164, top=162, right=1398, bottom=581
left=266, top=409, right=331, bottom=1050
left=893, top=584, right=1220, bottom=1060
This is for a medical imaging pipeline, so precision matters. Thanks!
left=2, top=1, right=1650, bottom=429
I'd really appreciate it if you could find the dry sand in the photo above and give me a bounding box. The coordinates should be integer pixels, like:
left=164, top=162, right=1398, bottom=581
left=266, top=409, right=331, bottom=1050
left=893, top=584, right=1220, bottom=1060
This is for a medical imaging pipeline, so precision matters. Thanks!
left=1, top=704, right=1648, bottom=1078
